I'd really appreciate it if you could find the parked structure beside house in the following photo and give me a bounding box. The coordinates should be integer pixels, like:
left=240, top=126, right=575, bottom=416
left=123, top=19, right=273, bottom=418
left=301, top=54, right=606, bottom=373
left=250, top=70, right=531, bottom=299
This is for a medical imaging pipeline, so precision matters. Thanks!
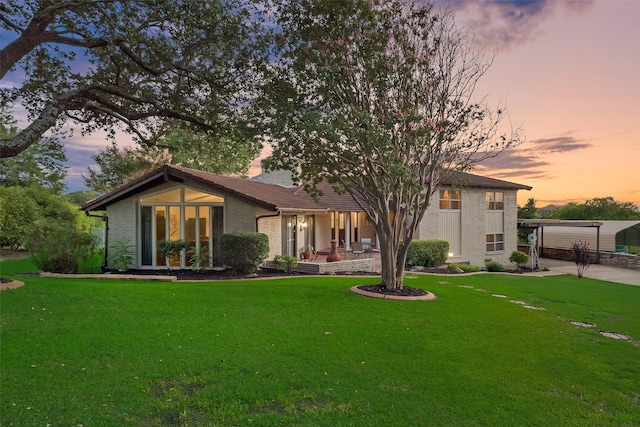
left=81, top=165, right=531, bottom=270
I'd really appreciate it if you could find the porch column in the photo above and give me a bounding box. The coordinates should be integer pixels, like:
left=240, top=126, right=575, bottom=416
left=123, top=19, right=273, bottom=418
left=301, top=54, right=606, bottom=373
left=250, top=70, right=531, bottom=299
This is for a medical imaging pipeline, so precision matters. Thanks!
left=345, top=213, right=351, bottom=249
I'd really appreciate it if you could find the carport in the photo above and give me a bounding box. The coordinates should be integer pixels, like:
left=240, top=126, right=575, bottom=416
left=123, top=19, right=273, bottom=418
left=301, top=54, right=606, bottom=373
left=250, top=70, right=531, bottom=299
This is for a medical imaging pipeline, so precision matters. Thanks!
left=517, top=219, right=603, bottom=263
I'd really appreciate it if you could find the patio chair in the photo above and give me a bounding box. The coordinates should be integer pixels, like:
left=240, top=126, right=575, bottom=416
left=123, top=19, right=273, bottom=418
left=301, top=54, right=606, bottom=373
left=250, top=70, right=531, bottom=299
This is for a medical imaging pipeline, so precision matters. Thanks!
left=351, top=241, right=365, bottom=257
left=361, top=238, right=372, bottom=257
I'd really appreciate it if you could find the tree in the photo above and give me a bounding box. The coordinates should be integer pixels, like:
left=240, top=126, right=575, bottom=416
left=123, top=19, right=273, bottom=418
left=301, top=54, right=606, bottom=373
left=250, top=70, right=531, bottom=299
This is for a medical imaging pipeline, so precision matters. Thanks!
left=64, top=190, right=100, bottom=206
left=0, top=121, right=67, bottom=193
left=263, top=0, right=521, bottom=289
left=0, top=186, right=39, bottom=249
left=158, top=128, right=262, bottom=177
left=84, top=127, right=263, bottom=193
left=547, top=197, right=640, bottom=220
left=518, top=197, right=538, bottom=219
left=0, top=0, right=269, bottom=157
left=517, top=197, right=538, bottom=244
left=84, top=141, right=172, bottom=193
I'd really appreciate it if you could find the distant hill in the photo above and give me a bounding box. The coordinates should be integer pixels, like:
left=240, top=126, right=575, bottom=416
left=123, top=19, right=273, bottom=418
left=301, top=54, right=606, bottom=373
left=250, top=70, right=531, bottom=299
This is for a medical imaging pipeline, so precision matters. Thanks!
left=538, top=204, right=559, bottom=217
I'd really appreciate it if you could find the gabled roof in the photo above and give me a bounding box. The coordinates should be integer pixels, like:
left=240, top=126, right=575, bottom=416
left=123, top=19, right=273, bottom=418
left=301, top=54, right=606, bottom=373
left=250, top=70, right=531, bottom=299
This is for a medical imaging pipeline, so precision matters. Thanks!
left=81, top=165, right=360, bottom=212
left=441, top=171, right=532, bottom=191
left=82, top=164, right=530, bottom=212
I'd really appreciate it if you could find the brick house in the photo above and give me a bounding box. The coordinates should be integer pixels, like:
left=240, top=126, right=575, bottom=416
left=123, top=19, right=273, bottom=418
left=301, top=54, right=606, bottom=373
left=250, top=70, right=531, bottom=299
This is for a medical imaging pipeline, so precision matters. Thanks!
left=82, top=164, right=531, bottom=269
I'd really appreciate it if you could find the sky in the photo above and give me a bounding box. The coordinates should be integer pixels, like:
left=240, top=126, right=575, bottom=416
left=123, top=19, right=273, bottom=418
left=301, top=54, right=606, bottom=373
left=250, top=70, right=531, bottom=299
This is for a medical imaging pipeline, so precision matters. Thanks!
left=4, top=0, right=639, bottom=208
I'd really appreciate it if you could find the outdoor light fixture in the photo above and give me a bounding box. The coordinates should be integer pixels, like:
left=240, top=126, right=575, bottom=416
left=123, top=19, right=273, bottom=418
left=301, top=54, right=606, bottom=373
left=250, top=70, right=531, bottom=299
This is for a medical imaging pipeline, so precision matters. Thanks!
left=448, top=252, right=454, bottom=258
left=299, top=221, right=307, bottom=232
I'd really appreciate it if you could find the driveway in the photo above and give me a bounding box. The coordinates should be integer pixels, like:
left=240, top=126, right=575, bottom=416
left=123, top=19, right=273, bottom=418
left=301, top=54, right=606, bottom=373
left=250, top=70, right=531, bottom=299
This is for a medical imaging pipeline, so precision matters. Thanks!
left=540, top=257, right=640, bottom=286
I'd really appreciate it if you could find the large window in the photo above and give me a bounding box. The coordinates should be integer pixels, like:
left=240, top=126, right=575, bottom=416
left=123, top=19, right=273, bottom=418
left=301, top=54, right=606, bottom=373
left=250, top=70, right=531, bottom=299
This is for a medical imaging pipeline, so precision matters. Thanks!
left=139, top=186, right=224, bottom=268
left=486, top=192, right=504, bottom=210
left=439, top=190, right=461, bottom=210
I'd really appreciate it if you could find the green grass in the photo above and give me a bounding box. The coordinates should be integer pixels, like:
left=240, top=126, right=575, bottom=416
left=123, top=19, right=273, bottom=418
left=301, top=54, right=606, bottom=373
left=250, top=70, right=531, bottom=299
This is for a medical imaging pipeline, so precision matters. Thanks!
left=1, top=258, right=639, bottom=426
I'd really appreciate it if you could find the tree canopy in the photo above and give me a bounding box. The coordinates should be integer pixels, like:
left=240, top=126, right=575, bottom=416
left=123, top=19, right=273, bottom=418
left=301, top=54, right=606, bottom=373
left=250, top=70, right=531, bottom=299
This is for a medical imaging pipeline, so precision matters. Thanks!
left=0, top=0, right=269, bottom=157
left=0, top=121, right=67, bottom=193
left=262, top=0, right=522, bottom=289
left=84, top=127, right=262, bottom=193
left=546, top=197, right=640, bottom=220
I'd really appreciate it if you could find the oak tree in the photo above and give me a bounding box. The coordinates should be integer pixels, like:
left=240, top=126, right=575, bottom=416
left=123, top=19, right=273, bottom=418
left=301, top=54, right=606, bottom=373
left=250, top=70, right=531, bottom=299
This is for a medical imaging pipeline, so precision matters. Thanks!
left=0, top=0, right=269, bottom=157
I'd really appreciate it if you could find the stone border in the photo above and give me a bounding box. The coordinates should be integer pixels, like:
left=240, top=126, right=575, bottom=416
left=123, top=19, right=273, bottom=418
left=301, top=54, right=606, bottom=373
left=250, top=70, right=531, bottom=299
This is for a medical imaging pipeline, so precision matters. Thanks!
left=350, top=285, right=437, bottom=301
left=0, top=279, right=25, bottom=291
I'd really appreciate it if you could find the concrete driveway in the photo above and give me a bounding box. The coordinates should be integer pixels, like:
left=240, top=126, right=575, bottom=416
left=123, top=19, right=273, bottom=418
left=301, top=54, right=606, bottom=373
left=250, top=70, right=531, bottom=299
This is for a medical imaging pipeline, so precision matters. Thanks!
left=540, top=257, right=640, bottom=286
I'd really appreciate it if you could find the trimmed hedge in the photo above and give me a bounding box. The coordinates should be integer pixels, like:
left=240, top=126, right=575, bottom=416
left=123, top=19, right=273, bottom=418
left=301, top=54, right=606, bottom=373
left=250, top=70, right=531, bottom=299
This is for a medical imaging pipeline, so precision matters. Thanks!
left=406, top=240, right=449, bottom=268
left=220, top=232, right=270, bottom=273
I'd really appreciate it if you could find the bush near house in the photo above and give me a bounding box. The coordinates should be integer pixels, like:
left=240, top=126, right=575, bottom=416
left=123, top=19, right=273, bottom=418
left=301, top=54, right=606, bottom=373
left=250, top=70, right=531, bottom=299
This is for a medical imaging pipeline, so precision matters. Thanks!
left=220, top=232, right=269, bottom=274
left=485, top=258, right=506, bottom=272
left=509, top=251, right=529, bottom=268
left=25, top=220, right=96, bottom=274
left=274, top=254, right=298, bottom=273
left=447, top=263, right=481, bottom=273
left=406, top=240, right=449, bottom=268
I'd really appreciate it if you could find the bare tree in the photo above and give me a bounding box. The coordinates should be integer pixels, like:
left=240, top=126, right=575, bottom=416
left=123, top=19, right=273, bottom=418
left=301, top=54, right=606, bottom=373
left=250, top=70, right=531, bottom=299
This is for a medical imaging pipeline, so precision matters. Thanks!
left=263, top=0, right=522, bottom=290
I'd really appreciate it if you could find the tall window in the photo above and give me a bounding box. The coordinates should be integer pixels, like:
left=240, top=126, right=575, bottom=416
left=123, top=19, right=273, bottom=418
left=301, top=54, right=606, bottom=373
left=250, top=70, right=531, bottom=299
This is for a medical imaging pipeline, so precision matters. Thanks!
left=439, top=190, right=461, bottom=210
left=485, top=191, right=504, bottom=253
left=139, top=186, right=224, bottom=268
left=486, top=192, right=504, bottom=210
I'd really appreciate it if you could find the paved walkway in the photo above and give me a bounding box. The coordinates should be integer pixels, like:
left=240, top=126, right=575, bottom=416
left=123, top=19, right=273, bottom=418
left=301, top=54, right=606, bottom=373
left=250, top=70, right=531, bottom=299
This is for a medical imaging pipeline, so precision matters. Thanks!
left=538, top=258, right=640, bottom=286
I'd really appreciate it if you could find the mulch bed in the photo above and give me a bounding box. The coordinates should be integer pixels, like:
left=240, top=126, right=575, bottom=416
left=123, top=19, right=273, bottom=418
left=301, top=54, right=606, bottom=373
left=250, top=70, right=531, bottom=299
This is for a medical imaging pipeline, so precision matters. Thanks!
left=356, top=284, right=430, bottom=297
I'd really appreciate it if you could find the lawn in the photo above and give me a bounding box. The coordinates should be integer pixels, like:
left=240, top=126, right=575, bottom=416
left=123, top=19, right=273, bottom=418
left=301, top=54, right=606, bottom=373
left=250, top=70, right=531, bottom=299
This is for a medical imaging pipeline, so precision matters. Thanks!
left=1, top=257, right=639, bottom=426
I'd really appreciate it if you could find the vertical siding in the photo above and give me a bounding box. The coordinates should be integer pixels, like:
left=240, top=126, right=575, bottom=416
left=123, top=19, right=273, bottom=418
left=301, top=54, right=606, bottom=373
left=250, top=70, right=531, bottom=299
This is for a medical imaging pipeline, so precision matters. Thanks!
left=438, top=211, right=461, bottom=255
left=485, top=211, right=504, bottom=233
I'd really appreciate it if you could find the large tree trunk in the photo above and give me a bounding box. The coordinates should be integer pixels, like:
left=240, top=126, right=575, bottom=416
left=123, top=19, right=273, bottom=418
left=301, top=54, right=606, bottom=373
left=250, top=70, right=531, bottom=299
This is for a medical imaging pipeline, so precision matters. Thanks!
left=376, top=219, right=407, bottom=290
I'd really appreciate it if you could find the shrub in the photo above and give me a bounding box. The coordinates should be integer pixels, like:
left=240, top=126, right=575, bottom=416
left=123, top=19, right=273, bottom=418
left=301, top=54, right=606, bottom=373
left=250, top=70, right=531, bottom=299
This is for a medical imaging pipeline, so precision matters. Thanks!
left=571, top=240, right=591, bottom=278
left=77, top=247, right=105, bottom=274
left=108, top=238, right=135, bottom=272
left=220, top=232, right=269, bottom=274
left=26, top=220, right=94, bottom=273
left=509, top=251, right=529, bottom=268
left=157, top=240, right=188, bottom=270
left=274, top=254, right=298, bottom=273
left=484, top=259, right=505, bottom=272
left=405, top=240, right=449, bottom=268
left=447, top=263, right=480, bottom=273
left=187, top=246, right=209, bottom=272
left=0, top=186, right=39, bottom=249
left=628, top=246, right=639, bottom=255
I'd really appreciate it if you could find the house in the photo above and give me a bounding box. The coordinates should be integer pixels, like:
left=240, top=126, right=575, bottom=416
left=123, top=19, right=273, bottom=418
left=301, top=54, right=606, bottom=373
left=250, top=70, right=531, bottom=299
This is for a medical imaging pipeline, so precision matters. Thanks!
left=81, top=164, right=531, bottom=270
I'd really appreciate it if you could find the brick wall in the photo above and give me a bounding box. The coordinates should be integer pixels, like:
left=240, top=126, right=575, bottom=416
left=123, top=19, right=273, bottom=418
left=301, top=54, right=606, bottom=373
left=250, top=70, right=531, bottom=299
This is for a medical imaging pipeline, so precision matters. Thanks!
left=106, top=197, right=138, bottom=269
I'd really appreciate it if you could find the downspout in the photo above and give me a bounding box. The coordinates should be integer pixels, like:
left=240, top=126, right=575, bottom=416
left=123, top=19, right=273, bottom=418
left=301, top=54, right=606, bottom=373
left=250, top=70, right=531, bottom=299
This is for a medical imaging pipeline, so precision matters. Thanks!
left=85, top=212, right=108, bottom=271
left=255, top=211, right=281, bottom=232
left=596, top=223, right=601, bottom=264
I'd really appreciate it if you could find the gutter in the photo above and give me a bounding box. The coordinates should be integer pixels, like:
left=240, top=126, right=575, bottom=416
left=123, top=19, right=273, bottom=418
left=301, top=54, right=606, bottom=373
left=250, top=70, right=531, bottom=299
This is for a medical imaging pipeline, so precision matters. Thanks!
left=255, top=211, right=281, bottom=232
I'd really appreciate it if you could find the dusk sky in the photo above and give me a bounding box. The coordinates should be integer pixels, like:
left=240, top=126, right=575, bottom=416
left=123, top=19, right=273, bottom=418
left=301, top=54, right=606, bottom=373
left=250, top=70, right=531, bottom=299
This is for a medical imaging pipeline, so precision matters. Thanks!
left=4, top=0, right=639, bottom=208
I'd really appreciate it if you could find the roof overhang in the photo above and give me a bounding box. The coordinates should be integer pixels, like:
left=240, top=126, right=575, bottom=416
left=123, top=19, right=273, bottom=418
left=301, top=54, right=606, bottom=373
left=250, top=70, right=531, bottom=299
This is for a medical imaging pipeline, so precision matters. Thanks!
left=518, top=219, right=603, bottom=228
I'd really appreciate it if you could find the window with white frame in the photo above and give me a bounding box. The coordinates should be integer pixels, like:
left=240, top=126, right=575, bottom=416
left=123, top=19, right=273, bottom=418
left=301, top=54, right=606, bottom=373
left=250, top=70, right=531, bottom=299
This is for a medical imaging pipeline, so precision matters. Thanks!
left=486, top=233, right=504, bottom=252
left=485, top=191, right=504, bottom=253
left=486, top=191, right=504, bottom=210
left=439, top=190, right=461, bottom=210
